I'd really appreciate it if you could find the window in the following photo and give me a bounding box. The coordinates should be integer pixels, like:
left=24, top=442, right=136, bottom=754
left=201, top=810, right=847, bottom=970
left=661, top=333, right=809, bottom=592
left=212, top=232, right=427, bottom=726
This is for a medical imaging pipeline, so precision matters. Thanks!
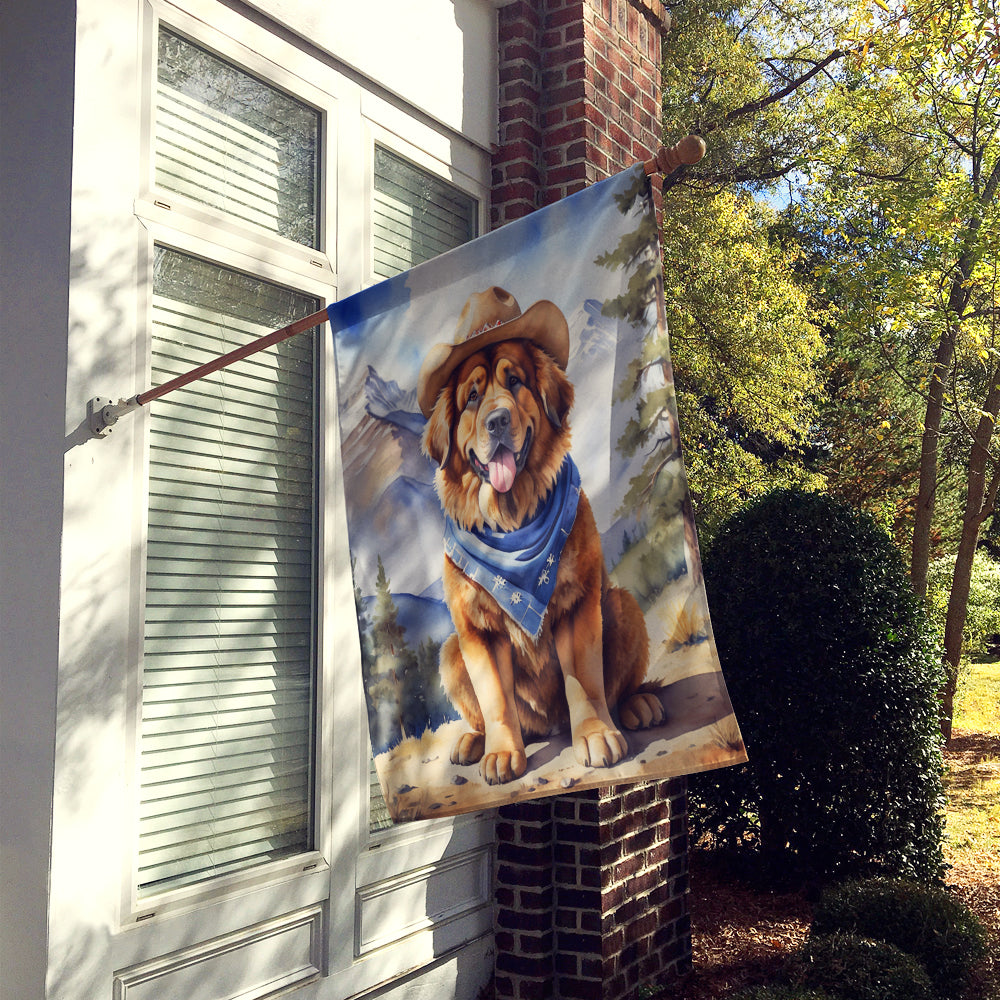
left=56, top=0, right=497, bottom=992
left=139, top=248, right=318, bottom=895
left=372, top=145, right=478, bottom=280
left=155, top=28, right=320, bottom=247
left=136, top=26, right=323, bottom=897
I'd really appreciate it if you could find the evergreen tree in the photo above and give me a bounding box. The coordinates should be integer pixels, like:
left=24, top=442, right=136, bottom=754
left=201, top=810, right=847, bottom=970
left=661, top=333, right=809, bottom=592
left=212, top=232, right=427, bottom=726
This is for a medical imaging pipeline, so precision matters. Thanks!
left=368, top=556, right=413, bottom=747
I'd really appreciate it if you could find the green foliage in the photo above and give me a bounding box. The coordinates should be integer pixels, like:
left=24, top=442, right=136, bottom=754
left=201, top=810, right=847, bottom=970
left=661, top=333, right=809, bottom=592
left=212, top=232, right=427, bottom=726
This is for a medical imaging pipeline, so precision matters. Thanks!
left=811, top=878, right=988, bottom=999
left=661, top=0, right=850, bottom=193
left=662, top=187, right=827, bottom=541
left=927, top=550, right=1000, bottom=659
left=692, top=489, right=947, bottom=882
left=790, top=934, right=934, bottom=1000
left=660, top=0, right=1000, bottom=742
left=654, top=2, right=839, bottom=541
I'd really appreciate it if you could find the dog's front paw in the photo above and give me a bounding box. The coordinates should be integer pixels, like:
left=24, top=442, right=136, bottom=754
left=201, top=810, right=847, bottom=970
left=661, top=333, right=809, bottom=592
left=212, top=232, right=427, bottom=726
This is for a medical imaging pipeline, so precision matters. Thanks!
left=451, top=731, right=485, bottom=766
left=481, top=749, right=527, bottom=785
left=619, top=691, right=665, bottom=730
left=572, top=718, right=627, bottom=768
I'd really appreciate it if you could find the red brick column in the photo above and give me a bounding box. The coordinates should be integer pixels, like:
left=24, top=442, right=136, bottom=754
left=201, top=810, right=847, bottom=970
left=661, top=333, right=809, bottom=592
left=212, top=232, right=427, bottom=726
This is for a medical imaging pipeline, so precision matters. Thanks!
left=495, top=800, right=556, bottom=1000
left=491, top=3, right=691, bottom=999
left=493, top=0, right=667, bottom=226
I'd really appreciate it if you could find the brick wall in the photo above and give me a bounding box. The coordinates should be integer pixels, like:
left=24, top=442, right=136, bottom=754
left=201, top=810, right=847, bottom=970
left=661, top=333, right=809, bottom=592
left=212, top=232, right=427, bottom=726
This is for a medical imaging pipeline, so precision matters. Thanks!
left=494, top=782, right=691, bottom=1000
left=490, top=5, right=692, bottom=998
left=492, top=0, right=667, bottom=227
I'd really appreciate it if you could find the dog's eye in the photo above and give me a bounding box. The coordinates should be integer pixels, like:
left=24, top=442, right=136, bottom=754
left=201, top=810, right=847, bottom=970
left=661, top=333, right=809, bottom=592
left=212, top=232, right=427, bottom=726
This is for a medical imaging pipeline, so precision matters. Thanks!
left=507, top=373, right=521, bottom=391
left=465, top=388, right=479, bottom=409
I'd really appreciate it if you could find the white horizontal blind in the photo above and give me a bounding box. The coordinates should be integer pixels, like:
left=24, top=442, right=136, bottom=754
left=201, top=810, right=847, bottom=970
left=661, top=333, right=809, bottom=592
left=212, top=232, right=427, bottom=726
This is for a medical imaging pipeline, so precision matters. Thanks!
left=368, top=148, right=478, bottom=831
left=156, top=27, right=320, bottom=248
left=372, top=146, right=477, bottom=280
left=138, top=247, right=319, bottom=895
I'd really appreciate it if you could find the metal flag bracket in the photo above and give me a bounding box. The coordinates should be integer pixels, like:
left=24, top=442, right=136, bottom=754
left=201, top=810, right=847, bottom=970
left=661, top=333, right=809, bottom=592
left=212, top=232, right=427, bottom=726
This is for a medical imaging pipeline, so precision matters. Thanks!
left=86, top=136, right=705, bottom=439
left=88, top=395, right=141, bottom=438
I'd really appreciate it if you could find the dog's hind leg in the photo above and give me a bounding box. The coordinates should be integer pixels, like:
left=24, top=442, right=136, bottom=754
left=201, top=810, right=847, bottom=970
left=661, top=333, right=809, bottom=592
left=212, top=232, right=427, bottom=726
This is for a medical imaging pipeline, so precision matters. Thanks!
left=602, top=586, right=663, bottom=731
left=440, top=634, right=486, bottom=764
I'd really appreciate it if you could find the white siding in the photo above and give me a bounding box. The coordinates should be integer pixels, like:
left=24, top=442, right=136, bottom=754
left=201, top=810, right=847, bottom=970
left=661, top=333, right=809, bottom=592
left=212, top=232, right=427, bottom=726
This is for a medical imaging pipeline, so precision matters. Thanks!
left=4, top=0, right=500, bottom=997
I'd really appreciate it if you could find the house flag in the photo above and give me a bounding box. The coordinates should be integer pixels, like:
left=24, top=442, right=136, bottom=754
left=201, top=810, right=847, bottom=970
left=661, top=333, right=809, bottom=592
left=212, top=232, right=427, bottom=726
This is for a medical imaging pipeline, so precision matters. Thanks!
left=329, top=164, right=747, bottom=822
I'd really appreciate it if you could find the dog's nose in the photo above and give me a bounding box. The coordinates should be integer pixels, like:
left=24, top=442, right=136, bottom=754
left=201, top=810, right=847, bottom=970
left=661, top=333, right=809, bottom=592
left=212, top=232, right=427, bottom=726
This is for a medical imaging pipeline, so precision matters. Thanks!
left=486, top=407, right=511, bottom=438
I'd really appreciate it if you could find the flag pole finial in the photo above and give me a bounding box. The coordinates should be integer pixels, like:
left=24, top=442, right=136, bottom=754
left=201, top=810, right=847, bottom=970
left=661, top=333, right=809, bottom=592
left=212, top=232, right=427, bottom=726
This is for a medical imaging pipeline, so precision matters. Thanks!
left=643, top=135, right=706, bottom=176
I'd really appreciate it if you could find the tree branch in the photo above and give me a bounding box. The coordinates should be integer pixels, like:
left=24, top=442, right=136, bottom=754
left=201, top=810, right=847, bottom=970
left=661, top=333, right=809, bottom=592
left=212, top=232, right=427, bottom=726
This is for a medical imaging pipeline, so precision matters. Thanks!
left=706, top=49, right=847, bottom=133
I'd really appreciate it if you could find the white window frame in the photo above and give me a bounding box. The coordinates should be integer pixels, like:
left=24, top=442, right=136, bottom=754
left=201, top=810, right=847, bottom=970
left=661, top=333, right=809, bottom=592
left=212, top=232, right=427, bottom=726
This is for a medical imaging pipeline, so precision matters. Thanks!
left=111, top=1, right=496, bottom=992
left=123, top=0, right=340, bottom=931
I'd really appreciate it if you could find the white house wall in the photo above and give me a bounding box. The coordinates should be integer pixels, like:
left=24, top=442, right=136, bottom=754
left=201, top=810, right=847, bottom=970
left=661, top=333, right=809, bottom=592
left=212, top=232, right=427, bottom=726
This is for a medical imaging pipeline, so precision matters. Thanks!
left=0, top=0, right=76, bottom=995
left=0, top=0, right=499, bottom=997
left=242, top=0, right=498, bottom=152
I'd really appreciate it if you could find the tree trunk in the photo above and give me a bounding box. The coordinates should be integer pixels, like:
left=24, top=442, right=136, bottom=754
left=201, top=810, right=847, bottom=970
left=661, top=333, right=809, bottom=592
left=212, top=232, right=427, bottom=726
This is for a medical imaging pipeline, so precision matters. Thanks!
left=910, top=329, right=955, bottom=597
left=940, top=376, right=1000, bottom=740
left=911, top=160, right=1000, bottom=596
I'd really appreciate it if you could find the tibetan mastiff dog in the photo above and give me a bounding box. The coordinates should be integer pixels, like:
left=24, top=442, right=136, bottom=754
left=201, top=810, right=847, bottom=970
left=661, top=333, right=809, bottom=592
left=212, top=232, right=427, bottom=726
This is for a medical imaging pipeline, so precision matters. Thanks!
left=417, top=286, right=661, bottom=785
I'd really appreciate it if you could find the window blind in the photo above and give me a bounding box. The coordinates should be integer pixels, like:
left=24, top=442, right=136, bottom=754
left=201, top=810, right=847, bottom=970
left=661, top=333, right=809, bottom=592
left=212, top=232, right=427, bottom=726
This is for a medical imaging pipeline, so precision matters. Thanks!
left=372, top=146, right=477, bottom=281
left=156, top=28, right=320, bottom=248
left=368, top=148, right=478, bottom=831
left=138, top=248, right=318, bottom=895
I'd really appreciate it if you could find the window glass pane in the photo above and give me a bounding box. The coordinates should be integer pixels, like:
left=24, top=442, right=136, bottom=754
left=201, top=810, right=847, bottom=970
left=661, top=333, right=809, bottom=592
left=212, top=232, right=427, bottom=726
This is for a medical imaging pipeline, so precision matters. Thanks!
left=156, top=27, right=320, bottom=248
left=139, top=246, right=318, bottom=895
left=372, top=146, right=477, bottom=279
left=368, top=149, right=478, bottom=831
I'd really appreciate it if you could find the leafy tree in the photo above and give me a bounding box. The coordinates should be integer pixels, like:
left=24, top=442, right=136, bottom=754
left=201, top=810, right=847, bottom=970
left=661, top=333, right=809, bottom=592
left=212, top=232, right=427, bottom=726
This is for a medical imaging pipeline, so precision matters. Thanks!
left=661, top=0, right=853, bottom=196
left=661, top=0, right=1000, bottom=737
left=656, top=1, right=843, bottom=538
left=782, top=211, right=946, bottom=547
left=799, top=0, right=1000, bottom=735
left=662, top=188, right=826, bottom=537
left=927, top=548, right=1000, bottom=659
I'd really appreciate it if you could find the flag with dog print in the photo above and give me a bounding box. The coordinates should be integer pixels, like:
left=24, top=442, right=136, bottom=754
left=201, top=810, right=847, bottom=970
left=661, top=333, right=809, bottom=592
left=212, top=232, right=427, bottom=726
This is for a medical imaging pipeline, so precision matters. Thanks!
left=329, top=164, right=746, bottom=823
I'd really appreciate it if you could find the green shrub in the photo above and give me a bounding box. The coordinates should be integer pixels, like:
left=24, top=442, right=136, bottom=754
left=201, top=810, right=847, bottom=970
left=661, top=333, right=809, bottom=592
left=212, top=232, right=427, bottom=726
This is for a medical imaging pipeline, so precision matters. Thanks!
left=811, top=878, right=988, bottom=998
left=692, top=489, right=946, bottom=882
left=791, top=933, right=934, bottom=1000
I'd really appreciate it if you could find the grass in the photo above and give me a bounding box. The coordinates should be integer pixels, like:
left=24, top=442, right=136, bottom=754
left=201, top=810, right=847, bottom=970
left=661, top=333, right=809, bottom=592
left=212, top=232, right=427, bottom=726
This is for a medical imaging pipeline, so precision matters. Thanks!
left=945, top=659, right=1000, bottom=868
left=942, top=659, right=1000, bottom=1000
left=955, top=658, right=1000, bottom=733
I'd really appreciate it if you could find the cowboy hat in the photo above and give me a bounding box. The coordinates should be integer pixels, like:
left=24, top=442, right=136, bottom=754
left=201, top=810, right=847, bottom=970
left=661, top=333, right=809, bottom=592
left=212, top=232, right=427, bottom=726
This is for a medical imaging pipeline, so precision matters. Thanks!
left=417, top=286, right=570, bottom=418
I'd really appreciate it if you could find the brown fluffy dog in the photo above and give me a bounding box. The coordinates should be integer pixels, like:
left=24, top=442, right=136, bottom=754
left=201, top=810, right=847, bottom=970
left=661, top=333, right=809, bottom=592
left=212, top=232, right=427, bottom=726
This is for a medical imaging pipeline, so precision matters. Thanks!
left=421, top=335, right=662, bottom=785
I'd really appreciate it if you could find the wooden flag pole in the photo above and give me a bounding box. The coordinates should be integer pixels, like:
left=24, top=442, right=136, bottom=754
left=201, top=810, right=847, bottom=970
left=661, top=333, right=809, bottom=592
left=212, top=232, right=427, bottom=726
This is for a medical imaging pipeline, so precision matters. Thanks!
left=87, top=307, right=330, bottom=437
left=88, top=136, right=705, bottom=437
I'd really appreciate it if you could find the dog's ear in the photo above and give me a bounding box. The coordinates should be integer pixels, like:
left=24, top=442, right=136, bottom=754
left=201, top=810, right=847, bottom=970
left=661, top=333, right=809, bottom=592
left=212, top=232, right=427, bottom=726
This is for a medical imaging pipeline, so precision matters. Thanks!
left=534, top=346, right=574, bottom=429
left=421, top=386, right=453, bottom=467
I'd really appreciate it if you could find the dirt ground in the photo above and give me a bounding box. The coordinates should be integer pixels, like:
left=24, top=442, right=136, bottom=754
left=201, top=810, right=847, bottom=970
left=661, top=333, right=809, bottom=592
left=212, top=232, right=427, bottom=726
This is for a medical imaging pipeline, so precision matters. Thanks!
left=673, top=732, right=1000, bottom=999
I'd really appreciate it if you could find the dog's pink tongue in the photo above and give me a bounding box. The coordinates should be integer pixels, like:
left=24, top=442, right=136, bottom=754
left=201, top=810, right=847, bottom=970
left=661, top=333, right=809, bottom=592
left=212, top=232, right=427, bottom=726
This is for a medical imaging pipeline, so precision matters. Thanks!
left=489, top=448, right=516, bottom=493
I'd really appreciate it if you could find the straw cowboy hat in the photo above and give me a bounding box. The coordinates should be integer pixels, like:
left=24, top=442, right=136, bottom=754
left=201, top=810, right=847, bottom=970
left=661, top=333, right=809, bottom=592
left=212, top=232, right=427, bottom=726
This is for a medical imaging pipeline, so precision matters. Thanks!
left=417, top=286, right=570, bottom=418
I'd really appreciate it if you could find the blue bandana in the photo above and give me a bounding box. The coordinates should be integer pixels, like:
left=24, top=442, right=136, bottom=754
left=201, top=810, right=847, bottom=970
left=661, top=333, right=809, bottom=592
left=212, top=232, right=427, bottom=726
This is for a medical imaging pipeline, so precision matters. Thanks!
left=444, top=457, right=581, bottom=641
